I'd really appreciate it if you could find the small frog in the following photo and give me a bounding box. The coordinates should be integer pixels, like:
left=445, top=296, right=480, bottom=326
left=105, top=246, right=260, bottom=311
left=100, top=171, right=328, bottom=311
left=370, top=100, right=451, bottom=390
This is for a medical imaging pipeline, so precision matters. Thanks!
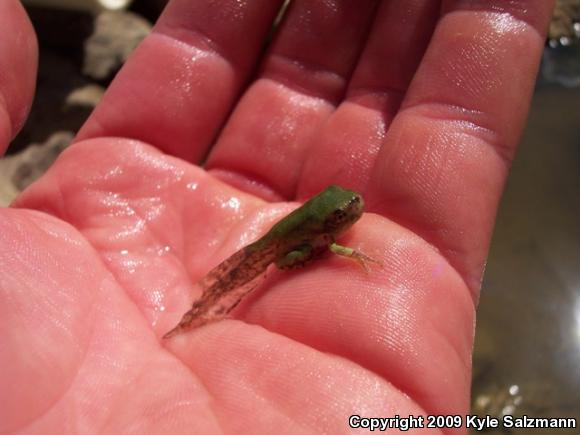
left=164, top=185, right=378, bottom=338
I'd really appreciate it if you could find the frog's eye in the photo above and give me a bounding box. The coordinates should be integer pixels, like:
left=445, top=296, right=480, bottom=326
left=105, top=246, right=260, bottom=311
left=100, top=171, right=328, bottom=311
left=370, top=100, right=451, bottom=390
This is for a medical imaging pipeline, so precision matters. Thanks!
left=324, top=209, right=348, bottom=228
left=333, top=209, right=347, bottom=220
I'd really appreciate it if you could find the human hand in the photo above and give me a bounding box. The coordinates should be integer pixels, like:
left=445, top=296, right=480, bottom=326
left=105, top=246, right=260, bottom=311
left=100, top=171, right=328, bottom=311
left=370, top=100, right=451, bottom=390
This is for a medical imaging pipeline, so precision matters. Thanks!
left=1, top=0, right=554, bottom=433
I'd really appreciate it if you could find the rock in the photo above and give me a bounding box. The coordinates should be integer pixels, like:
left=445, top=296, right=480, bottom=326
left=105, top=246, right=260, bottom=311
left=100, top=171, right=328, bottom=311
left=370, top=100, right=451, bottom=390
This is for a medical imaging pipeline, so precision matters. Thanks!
left=0, top=132, right=74, bottom=206
left=472, top=383, right=524, bottom=418
left=65, top=83, right=106, bottom=108
left=549, top=0, right=580, bottom=45
left=23, top=0, right=134, bottom=14
left=472, top=381, right=570, bottom=422
left=83, top=11, right=152, bottom=80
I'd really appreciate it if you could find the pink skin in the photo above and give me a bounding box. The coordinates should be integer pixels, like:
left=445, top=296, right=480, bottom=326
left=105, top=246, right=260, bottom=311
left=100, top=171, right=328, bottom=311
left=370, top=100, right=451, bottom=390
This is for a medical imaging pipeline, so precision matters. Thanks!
left=0, top=0, right=553, bottom=433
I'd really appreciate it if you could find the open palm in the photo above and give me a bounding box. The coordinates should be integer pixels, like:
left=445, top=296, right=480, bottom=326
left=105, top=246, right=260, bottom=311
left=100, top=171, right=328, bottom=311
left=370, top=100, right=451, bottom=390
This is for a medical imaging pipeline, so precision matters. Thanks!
left=1, top=1, right=553, bottom=433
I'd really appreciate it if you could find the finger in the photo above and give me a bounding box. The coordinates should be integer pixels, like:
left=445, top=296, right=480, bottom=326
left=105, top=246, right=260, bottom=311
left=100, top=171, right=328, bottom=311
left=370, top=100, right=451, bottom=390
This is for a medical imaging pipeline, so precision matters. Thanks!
left=0, top=0, right=37, bottom=155
left=205, top=0, right=378, bottom=200
left=348, top=0, right=439, bottom=112
left=297, top=0, right=440, bottom=195
left=368, top=0, right=555, bottom=293
left=76, top=0, right=284, bottom=162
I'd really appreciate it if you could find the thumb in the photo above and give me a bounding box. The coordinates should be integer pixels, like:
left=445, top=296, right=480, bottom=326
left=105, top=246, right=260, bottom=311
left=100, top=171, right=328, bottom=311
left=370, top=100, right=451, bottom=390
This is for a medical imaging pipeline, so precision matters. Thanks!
left=0, top=0, right=38, bottom=155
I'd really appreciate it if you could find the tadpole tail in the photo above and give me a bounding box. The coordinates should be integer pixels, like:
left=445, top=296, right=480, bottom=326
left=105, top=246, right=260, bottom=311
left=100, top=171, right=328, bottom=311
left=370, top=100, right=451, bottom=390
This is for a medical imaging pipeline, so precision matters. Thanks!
left=162, top=325, right=181, bottom=340
left=163, top=244, right=277, bottom=339
left=163, top=300, right=208, bottom=339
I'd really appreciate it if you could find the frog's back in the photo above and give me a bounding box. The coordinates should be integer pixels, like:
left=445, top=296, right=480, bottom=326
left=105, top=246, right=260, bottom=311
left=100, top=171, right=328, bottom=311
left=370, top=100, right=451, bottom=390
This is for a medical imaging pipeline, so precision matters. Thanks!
left=258, top=185, right=360, bottom=247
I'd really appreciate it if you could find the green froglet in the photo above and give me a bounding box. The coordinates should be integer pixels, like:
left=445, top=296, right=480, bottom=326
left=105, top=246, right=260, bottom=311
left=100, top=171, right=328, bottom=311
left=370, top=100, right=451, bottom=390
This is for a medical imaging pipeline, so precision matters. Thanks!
left=164, top=185, right=377, bottom=338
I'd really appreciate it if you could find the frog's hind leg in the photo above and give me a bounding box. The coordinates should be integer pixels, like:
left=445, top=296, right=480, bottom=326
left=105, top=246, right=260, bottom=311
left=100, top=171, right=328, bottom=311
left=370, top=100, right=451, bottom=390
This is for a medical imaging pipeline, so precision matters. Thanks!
left=275, top=244, right=314, bottom=270
left=329, top=242, right=381, bottom=272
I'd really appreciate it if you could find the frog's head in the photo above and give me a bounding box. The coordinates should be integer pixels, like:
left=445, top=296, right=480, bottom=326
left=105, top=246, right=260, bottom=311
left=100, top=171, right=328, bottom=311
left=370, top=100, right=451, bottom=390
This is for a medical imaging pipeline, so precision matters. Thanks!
left=316, top=185, right=364, bottom=235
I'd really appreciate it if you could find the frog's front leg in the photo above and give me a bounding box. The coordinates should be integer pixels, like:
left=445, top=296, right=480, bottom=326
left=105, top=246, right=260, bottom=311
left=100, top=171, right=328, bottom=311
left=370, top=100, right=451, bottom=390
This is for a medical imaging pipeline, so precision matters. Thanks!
left=329, top=242, right=381, bottom=272
left=275, top=244, right=314, bottom=270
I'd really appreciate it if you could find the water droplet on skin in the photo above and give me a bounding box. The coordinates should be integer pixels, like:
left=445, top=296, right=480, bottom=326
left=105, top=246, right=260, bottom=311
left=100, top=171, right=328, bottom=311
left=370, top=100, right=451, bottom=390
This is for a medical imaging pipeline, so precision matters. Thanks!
left=221, top=196, right=241, bottom=211
left=150, top=290, right=167, bottom=314
left=157, top=245, right=171, bottom=256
